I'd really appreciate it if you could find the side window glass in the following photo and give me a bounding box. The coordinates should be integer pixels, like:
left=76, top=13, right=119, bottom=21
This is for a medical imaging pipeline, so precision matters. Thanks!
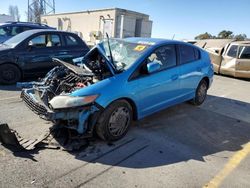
left=238, top=46, right=250, bottom=59
left=65, top=35, right=79, bottom=46
left=0, top=26, right=11, bottom=36
left=46, top=34, right=61, bottom=47
left=147, top=45, right=177, bottom=70
left=11, top=26, right=24, bottom=36
left=22, top=27, right=32, bottom=32
left=29, top=34, right=61, bottom=48
left=179, top=44, right=199, bottom=64
left=227, top=45, right=238, bottom=58
left=29, top=35, right=46, bottom=48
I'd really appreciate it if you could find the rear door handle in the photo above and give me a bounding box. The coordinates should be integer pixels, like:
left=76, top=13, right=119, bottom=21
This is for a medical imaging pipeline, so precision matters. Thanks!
left=171, top=74, right=178, bottom=81
left=197, top=67, right=202, bottom=72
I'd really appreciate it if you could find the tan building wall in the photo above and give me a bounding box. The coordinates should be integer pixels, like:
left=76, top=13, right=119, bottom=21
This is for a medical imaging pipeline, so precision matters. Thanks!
left=41, top=8, right=152, bottom=45
left=0, top=14, right=15, bottom=23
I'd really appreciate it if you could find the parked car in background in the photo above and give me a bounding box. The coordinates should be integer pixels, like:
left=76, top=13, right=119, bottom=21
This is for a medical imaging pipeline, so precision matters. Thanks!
left=195, top=39, right=250, bottom=78
left=20, top=38, right=213, bottom=141
left=0, top=29, right=89, bottom=84
left=0, top=21, right=55, bottom=43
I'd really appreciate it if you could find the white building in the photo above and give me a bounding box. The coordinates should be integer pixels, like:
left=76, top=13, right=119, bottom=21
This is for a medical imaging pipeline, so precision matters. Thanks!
left=0, top=14, right=15, bottom=23
left=41, top=8, right=153, bottom=45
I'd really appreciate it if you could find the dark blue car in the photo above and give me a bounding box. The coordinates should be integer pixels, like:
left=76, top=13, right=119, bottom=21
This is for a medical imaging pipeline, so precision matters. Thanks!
left=21, top=38, right=213, bottom=141
left=0, top=21, right=55, bottom=43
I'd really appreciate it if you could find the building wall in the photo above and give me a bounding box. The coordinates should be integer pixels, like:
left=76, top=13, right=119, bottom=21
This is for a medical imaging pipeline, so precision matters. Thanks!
left=42, top=9, right=116, bottom=43
left=0, top=14, right=15, bottom=23
left=41, top=8, right=152, bottom=45
left=115, top=9, right=152, bottom=38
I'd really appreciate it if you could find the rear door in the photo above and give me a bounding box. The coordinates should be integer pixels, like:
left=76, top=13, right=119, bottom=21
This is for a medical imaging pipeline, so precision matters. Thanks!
left=178, top=44, right=204, bottom=97
left=236, top=45, right=250, bottom=74
left=206, top=48, right=222, bottom=73
left=220, top=44, right=238, bottom=76
left=18, top=33, right=63, bottom=76
left=55, top=34, right=89, bottom=63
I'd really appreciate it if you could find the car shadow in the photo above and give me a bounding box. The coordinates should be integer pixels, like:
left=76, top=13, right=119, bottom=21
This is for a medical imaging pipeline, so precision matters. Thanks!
left=70, top=95, right=250, bottom=169
left=1, top=95, right=250, bottom=169
left=0, top=84, right=21, bottom=91
left=0, top=78, right=39, bottom=91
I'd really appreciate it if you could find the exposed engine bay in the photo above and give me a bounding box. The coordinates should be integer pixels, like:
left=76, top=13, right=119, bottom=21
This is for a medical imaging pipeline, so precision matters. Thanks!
left=19, top=48, right=113, bottom=136
left=20, top=48, right=113, bottom=105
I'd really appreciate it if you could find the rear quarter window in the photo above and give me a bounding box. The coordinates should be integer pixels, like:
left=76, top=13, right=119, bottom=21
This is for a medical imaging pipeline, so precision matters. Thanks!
left=238, top=46, right=250, bottom=59
left=179, top=44, right=200, bottom=64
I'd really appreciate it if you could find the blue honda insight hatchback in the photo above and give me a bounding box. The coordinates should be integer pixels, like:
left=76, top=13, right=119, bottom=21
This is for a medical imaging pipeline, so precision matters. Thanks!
left=21, top=38, right=213, bottom=141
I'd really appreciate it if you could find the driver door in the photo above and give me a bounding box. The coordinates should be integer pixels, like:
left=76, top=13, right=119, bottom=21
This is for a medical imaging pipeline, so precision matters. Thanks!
left=130, top=45, right=180, bottom=118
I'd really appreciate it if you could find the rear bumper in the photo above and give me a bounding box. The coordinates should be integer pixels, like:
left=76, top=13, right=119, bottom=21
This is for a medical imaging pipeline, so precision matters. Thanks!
left=21, top=88, right=101, bottom=134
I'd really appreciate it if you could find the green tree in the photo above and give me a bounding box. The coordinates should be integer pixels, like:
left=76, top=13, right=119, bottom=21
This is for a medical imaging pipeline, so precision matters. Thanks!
left=195, top=32, right=215, bottom=40
left=218, top=30, right=234, bottom=39
left=234, top=34, right=247, bottom=41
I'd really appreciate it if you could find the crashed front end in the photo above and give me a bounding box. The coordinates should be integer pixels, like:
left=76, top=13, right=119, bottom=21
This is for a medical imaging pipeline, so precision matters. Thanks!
left=20, top=59, right=105, bottom=136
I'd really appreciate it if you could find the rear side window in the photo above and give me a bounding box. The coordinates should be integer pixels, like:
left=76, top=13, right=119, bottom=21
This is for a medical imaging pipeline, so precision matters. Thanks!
left=179, top=44, right=200, bottom=64
left=65, top=35, right=80, bottom=46
left=238, top=46, right=250, bottom=59
left=29, top=34, right=61, bottom=48
left=227, top=45, right=238, bottom=57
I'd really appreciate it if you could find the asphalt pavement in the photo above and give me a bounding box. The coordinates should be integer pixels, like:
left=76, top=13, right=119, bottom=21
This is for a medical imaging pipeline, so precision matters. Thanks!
left=0, top=75, right=250, bottom=188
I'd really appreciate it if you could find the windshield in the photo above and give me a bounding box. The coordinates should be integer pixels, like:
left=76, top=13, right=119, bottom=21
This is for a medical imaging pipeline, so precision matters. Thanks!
left=2, top=30, right=32, bottom=48
left=101, top=39, right=149, bottom=70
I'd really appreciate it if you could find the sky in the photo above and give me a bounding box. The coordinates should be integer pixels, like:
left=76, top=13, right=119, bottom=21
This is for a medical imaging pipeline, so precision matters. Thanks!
left=0, top=0, right=250, bottom=40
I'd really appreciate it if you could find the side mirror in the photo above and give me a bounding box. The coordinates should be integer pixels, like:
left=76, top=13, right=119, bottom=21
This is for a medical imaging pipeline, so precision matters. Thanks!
left=27, top=41, right=35, bottom=51
left=147, top=61, right=161, bottom=74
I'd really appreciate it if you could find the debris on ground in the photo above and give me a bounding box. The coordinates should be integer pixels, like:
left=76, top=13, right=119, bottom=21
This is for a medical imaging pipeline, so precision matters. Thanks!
left=0, top=123, right=89, bottom=152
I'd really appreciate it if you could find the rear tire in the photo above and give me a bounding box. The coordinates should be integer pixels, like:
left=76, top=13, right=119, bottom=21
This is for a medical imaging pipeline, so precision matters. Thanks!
left=190, top=79, right=208, bottom=106
left=0, top=64, right=21, bottom=84
left=96, top=100, right=133, bottom=141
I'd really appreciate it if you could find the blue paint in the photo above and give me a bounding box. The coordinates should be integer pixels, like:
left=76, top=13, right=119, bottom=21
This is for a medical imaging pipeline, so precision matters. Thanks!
left=71, top=38, right=213, bottom=120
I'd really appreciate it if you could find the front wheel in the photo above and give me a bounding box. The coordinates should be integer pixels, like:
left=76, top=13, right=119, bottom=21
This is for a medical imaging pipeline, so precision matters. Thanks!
left=190, top=79, right=208, bottom=106
left=96, top=100, right=133, bottom=141
left=0, top=64, right=21, bottom=84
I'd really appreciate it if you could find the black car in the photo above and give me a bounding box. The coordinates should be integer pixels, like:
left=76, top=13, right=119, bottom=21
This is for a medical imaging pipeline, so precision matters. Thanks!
left=0, top=21, right=55, bottom=43
left=0, top=29, right=89, bottom=84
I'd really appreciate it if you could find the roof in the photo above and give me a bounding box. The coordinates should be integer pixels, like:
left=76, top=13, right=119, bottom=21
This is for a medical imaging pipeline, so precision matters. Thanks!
left=231, top=40, right=250, bottom=45
left=123, top=37, right=188, bottom=46
left=195, top=39, right=235, bottom=49
left=19, top=29, right=75, bottom=35
left=41, top=7, right=149, bottom=17
left=0, top=21, right=52, bottom=28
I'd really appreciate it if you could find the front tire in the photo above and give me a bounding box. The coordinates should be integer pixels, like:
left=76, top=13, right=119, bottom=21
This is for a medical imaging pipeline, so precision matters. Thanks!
left=0, top=64, right=21, bottom=84
left=96, top=100, right=133, bottom=141
left=191, top=79, right=208, bottom=106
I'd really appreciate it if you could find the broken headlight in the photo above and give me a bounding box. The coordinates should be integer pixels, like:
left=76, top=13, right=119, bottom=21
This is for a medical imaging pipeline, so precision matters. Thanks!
left=49, top=95, right=99, bottom=110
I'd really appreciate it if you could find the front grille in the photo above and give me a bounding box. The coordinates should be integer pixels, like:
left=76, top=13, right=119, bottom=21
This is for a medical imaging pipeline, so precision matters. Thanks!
left=21, top=90, right=48, bottom=117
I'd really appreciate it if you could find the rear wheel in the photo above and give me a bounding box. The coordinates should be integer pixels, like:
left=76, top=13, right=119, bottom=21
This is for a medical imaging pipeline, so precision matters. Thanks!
left=190, top=79, right=208, bottom=106
left=96, top=100, right=133, bottom=141
left=0, top=64, right=21, bottom=84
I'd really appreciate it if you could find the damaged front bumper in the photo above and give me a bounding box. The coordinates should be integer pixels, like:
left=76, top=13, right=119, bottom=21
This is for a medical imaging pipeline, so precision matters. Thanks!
left=21, top=88, right=102, bottom=136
